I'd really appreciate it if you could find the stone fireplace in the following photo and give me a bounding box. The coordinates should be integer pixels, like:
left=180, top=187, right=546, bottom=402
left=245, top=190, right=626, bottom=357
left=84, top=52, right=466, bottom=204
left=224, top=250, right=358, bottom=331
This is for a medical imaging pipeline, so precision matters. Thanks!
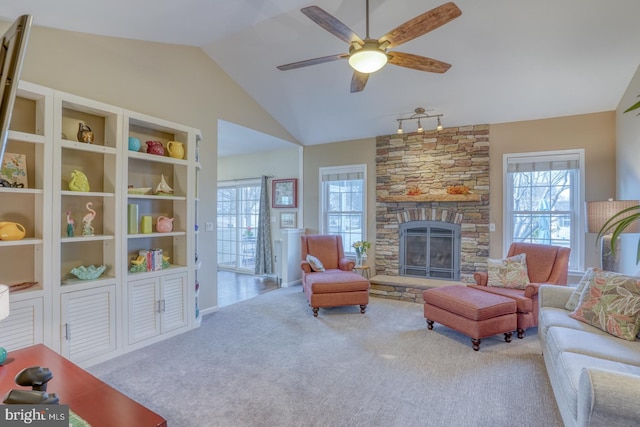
left=374, top=125, right=490, bottom=299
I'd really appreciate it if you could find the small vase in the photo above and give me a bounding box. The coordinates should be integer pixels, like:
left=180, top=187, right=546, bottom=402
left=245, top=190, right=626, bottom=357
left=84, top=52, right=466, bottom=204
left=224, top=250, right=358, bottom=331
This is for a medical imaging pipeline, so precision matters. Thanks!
left=356, top=252, right=363, bottom=267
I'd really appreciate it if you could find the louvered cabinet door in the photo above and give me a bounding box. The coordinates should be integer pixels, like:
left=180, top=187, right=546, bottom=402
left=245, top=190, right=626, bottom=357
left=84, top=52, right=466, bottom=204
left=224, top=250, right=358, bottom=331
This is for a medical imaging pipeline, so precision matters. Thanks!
left=0, top=298, right=44, bottom=351
left=160, top=272, right=188, bottom=334
left=60, top=286, right=116, bottom=365
left=128, top=276, right=162, bottom=344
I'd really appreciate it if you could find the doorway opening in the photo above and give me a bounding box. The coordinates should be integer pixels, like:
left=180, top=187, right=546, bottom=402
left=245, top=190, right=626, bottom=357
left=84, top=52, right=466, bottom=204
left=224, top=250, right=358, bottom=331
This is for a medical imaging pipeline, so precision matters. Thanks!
left=217, top=181, right=261, bottom=273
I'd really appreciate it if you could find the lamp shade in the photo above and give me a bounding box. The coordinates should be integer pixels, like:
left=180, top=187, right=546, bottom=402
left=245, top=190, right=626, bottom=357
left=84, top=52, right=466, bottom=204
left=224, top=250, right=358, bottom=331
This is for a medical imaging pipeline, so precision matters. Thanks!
left=0, top=284, right=9, bottom=321
left=586, top=200, right=640, bottom=233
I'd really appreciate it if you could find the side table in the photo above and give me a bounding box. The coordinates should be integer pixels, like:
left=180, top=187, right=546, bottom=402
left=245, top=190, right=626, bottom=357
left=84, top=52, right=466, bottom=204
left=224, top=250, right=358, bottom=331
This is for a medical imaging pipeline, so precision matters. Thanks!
left=353, top=265, right=370, bottom=279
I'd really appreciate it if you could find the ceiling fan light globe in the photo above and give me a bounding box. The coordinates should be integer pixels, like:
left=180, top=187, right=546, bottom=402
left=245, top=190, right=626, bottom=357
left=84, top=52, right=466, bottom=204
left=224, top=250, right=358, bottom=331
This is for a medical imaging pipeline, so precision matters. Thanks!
left=348, top=49, right=387, bottom=74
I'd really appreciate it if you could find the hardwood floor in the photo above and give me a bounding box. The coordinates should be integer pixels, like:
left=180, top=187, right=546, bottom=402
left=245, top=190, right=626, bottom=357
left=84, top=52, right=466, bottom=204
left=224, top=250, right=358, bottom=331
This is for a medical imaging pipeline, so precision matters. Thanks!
left=217, top=270, right=280, bottom=308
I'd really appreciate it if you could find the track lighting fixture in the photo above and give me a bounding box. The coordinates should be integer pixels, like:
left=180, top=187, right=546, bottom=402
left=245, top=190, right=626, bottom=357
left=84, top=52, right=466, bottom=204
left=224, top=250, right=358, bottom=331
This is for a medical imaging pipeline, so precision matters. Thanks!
left=395, top=107, right=444, bottom=134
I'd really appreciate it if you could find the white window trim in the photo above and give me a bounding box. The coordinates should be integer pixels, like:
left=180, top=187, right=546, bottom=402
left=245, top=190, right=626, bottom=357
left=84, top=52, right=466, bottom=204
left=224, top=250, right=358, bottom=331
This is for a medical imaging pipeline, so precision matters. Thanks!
left=503, top=149, right=585, bottom=272
left=319, top=164, right=367, bottom=255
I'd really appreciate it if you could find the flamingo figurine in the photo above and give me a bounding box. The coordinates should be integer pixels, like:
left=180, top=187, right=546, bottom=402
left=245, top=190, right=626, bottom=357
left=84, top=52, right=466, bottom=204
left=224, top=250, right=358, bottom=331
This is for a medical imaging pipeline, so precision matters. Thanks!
left=82, top=202, right=96, bottom=236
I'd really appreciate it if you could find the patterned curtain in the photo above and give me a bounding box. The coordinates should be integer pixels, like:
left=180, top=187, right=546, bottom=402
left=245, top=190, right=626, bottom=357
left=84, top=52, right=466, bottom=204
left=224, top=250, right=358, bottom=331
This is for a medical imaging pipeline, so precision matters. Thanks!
left=254, top=176, right=273, bottom=275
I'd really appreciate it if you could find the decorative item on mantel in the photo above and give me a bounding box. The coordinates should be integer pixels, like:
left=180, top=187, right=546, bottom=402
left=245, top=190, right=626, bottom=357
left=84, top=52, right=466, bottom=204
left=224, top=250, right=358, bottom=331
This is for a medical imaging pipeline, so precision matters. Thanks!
left=68, top=170, right=90, bottom=192
left=82, top=202, right=96, bottom=236
left=352, top=240, right=370, bottom=267
left=155, top=174, right=173, bottom=195
left=406, top=186, right=422, bottom=196
left=447, top=185, right=471, bottom=195
left=76, top=121, right=94, bottom=144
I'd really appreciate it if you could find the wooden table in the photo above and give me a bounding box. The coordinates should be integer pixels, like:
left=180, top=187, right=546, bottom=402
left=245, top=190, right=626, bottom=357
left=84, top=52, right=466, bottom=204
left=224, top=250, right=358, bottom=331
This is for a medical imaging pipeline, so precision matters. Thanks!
left=353, top=265, right=370, bottom=279
left=0, top=344, right=166, bottom=427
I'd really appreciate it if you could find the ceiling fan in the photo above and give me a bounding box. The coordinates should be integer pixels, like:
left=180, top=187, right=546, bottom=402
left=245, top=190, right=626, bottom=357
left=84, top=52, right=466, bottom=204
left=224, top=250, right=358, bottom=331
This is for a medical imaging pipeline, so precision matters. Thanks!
left=277, top=1, right=462, bottom=93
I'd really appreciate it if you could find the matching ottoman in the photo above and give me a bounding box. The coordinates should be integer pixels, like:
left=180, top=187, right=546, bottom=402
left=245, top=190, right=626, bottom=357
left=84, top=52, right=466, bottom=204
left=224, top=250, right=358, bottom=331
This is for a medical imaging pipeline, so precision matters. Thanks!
left=423, top=286, right=517, bottom=351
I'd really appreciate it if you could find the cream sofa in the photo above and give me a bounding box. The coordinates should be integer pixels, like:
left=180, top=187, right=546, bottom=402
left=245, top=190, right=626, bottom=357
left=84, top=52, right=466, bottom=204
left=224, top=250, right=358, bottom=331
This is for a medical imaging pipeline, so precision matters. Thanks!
left=538, top=284, right=640, bottom=426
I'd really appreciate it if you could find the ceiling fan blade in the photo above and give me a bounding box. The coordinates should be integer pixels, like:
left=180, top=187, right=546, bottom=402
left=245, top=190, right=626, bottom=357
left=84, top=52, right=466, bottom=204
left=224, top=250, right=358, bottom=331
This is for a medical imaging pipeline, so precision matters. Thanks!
left=277, top=53, right=349, bottom=71
left=378, top=2, right=462, bottom=49
left=387, top=51, right=451, bottom=73
left=301, top=6, right=364, bottom=45
left=350, top=71, right=369, bottom=93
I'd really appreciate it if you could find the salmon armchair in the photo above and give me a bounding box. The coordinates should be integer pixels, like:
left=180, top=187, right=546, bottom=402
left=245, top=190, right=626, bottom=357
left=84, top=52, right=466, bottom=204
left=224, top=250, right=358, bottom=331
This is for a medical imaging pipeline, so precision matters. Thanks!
left=468, top=242, right=570, bottom=338
left=300, top=234, right=369, bottom=317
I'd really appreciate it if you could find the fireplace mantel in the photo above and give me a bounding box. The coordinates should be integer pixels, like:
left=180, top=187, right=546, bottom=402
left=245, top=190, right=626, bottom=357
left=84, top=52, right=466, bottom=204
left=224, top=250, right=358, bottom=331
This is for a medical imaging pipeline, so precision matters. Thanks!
left=378, top=194, right=482, bottom=203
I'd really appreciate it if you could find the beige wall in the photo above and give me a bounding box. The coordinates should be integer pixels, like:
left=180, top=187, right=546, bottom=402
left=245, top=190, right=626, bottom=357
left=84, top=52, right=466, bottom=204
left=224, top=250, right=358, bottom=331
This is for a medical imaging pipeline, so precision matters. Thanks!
left=302, top=138, right=377, bottom=257
left=302, top=113, right=616, bottom=279
left=218, top=147, right=302, bottom=241
left=6, top=23, right=299, bottom=312
left=616, top=64, right=640, bottom=276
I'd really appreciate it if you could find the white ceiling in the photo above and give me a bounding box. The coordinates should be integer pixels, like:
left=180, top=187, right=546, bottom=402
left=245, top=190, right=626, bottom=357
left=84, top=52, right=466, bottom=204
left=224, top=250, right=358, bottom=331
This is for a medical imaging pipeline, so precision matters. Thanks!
left=4, top=0, right=640, bottom=156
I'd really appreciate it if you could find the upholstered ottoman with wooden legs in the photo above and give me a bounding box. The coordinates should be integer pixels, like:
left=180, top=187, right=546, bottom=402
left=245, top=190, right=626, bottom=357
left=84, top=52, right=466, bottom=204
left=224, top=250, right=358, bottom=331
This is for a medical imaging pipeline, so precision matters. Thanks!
left=423, top=286, right=517, bottom=351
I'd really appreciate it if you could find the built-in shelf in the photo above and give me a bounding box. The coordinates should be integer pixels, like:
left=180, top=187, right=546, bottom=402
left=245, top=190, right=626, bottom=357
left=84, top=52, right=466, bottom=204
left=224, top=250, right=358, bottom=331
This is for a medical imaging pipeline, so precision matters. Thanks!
left=378, top=193, right=482, bottom=203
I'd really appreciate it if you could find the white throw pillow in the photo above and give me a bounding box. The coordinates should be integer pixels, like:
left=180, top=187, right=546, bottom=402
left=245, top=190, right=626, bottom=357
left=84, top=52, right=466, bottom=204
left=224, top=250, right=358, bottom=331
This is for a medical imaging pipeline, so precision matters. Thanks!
left=306, top=254, right=325, bottom=272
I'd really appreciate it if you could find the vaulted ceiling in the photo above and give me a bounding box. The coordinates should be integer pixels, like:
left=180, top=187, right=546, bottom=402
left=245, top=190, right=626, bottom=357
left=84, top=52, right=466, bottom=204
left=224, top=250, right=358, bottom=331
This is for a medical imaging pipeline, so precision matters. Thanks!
left=4, top=0, right=640, bottom=155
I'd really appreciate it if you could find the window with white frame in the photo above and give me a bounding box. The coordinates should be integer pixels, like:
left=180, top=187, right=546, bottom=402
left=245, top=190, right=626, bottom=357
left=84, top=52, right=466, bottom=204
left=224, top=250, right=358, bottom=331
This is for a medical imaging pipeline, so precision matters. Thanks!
left=320, top=165, right=366, bottom=255
left=504, top=149, right=584, bottom=271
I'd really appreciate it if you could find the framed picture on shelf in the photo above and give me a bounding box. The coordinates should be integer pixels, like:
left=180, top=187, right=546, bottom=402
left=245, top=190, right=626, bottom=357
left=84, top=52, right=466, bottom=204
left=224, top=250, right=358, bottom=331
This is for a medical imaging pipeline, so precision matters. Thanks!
left=272, top=178, right=297, bottom=208
left=280, top=212, right=297, bottom=228
left=0, top=152, right=27, bottom=188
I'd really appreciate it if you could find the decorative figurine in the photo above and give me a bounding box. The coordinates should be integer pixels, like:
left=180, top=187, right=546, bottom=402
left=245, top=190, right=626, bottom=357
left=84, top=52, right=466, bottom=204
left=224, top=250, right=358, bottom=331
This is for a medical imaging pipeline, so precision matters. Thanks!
left=66, top=210, right=75, bottom=237
left=69, top=170, right=90, bottom=192
left=155, top=174, right=173, bottom=195
left=130, top=255, right=146, bottom=273
left=82, top=202, right=96, bottom=236
left=77, top=122, right=94, bottom=144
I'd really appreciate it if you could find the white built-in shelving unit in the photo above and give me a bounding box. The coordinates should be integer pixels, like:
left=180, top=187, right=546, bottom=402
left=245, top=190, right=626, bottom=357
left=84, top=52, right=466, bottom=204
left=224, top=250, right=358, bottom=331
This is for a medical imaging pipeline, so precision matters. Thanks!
left=0, top=81, right=200, bottom=367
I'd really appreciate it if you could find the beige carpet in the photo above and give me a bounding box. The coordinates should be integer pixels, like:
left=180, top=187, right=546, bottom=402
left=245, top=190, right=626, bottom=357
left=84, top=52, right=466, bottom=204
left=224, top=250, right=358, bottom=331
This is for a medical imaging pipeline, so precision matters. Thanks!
left=89, top=286, right=563, bottom=427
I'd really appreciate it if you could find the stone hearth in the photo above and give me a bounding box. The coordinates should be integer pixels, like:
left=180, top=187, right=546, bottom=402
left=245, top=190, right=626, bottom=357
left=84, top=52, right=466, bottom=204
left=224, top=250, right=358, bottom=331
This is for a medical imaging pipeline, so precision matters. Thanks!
left=374, top=125, right=490, bottom=294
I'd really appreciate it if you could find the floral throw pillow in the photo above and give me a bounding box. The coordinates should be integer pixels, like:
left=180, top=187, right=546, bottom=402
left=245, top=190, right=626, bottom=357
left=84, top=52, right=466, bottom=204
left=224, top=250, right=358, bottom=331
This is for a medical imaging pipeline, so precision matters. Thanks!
left=306, top=254, right=325, bottom=272
left=487, top=253, right=530, bottom=289
left=569, top=269, right=640, bottom=341
left=565, top=267, right=596, bottom=311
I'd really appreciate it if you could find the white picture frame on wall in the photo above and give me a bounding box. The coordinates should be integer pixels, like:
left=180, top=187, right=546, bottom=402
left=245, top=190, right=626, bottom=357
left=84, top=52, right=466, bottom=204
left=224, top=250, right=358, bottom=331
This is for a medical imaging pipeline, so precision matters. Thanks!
left=280, top=212, right=296, bottom=228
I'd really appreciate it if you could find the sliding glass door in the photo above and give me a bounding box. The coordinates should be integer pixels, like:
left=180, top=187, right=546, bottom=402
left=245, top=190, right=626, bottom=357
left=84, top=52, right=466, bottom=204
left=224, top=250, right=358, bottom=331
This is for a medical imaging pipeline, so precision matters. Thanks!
left=217, top=183, right=261, bottom=272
